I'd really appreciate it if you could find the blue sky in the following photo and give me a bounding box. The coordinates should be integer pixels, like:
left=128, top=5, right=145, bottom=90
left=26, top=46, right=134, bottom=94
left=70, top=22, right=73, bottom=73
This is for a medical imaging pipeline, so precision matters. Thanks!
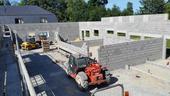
left=106, top=0, right=141, bottom=12
left=10, top=0, right=141, bottom=12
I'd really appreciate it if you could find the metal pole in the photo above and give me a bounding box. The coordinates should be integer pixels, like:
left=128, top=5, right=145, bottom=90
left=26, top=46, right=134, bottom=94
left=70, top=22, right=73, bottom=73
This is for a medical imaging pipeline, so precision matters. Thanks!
left=162, top=35, right=167, bottom=59
left=90, top=84, right=125, bottom=96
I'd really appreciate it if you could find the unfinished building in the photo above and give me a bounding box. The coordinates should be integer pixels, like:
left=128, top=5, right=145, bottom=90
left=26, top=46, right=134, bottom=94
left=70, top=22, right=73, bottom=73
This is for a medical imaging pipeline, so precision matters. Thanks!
left=7, top=14, right=169, bottom=70
left=1, top=12, right=170, bottom=96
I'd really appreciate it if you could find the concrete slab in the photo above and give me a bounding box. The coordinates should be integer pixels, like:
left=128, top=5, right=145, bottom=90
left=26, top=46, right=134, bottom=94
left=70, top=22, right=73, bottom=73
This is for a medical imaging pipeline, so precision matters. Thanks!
left=112, top=69, right=170, bottom=96
left=133, top=63, right=170, bottom=83
left=45, top=49, right=170, bottom=96
left=21, top=48, right=170, bottom=96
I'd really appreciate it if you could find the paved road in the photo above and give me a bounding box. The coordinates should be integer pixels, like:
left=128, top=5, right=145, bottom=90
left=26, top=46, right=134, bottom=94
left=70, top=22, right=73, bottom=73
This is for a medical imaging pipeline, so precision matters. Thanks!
left=22, top=51, right=89, bottom=96
left=0, top=37, right=22, bottom=96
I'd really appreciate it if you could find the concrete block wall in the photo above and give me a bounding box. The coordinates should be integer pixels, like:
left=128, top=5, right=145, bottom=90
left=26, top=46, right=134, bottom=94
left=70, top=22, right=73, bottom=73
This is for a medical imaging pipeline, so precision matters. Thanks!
left=8, top=22, right=79, bottom=42
left=98, top=38, right=163, bottom=70
left=71, top=39, right=103, bottom=47
left=101, top=14, right=168, bottom=23
left=79, top=14, right=170, bottom=41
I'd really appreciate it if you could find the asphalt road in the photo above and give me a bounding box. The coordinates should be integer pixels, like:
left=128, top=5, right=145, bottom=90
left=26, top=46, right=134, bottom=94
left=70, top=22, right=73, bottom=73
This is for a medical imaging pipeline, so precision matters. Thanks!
left=22, top=52, right=90, bottom=96
left=0, top=37, right=22, bottom=96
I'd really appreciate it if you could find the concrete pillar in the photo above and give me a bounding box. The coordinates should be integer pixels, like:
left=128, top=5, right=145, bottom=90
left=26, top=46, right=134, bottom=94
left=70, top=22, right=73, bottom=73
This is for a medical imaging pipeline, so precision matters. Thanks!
left=141, top=35, right=145, bottom=40
left=126, top=33, right=130, bottom=39
left=162, top=35, right=167, bottom=59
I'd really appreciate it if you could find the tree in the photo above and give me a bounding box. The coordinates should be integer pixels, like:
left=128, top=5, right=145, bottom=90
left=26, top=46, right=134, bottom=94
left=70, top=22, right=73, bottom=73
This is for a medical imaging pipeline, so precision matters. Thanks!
left=66, top=0, right=87, bottom=21
left=122, top=2, right=133, bottom=16
left=165, top=3, right=170, bottom=19
left=23, top=0, right=67, bottom=22
left=87, top=0, right=108, bottom=21
left=88, top=6, right=107, bottom=21
left=88, top=0, right=108, bottom=6
left=0, top=1, right=3, bottom=5
left=111, top=5, right=121, bottom=16
left=0, top=0, right=11, bottom=6
left=139, top=0, right=165, bottom=14
left=18, top=0, right=27, bottom=6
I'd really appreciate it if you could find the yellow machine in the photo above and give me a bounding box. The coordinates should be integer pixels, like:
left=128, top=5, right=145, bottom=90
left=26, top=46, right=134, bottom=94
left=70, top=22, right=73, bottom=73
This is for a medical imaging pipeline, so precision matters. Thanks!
left=21, top=33, right=39, bottom=50
left=21, top=42, right=38, bottom=50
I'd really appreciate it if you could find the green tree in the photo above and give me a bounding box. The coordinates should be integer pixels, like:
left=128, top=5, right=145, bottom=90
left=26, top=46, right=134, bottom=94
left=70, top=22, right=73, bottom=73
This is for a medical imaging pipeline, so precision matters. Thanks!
left=88, top=0, right=108, bottom=6
left=87, top=0, right=108, bottom=21
left=122, top=2, right=133, bottom=16
left=0, top=1, right=3, bottom=5
left=0, top=0, right=11, bottom=6
left=88, top=6, right=107, bottom=21
left=111, top=5, right=121, bottom=16
left=139, top=0, right=165, bottom=14
left=165, top=3, right=170, bottom=19
left=106, top=8, right=112, bottom=16
left=23, top=0, right=67, bottom=22
left=18, top=0, right=26, bottom=6
left=66, top=0, right=87, bottom=21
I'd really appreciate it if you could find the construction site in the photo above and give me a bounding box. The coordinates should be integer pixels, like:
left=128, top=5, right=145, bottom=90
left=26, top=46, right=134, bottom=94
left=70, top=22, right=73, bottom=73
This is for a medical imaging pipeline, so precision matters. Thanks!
left=1, top=5, right=170, bottom=96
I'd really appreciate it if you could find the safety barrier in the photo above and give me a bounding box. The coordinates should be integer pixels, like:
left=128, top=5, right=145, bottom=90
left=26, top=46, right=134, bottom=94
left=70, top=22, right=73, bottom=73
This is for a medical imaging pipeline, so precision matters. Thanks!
left=91, top=84, right=126, bottom=96
left=14, top=32, right=36, bottom=96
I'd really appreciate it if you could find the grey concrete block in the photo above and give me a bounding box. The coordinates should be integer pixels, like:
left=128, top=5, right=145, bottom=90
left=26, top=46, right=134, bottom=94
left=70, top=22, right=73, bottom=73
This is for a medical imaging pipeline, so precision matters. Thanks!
left=98, top=38, right=163, bottom=71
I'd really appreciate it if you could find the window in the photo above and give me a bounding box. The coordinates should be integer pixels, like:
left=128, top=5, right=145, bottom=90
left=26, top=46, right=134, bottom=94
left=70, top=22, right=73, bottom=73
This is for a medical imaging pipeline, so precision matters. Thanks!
left=130, top=35, right=141, bottom=40
left=86, top=30, right=90, bottom=37
left=144, top=36, right=154, bottom=39
left=15, top=18, right=24, bottom=24
left=107, top=30, right=114, bottom=34
left=40, top=17, right=48, bottom=23
left=39, top=32, right=49, bottom=38
left=117, top=32, right=126, bottom=37
left=82, top=31, right=85, bottom=40
left=94, top=30, right=99, bottom=36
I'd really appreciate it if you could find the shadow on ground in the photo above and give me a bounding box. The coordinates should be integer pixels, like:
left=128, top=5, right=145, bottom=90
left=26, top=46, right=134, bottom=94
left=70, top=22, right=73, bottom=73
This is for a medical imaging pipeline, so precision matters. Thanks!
left=22, top=52, right=119, bottom=96
left=23, top=53, right=89, bottom=96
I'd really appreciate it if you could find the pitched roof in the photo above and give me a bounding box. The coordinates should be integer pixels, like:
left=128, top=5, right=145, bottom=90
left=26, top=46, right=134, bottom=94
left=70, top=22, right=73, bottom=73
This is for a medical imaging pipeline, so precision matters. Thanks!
left=0, top=5, right=53, bottom=16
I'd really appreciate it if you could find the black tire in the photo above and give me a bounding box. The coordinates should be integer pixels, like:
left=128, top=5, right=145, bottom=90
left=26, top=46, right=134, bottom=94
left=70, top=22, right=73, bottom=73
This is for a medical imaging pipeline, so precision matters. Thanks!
left=75, top=72, right=88, bottom=90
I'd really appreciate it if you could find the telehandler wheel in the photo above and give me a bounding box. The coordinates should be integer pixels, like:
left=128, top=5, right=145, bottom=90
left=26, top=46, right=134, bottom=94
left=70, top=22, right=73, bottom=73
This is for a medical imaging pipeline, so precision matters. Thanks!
left=75, top=72, right=88, bottom=90
left=106, top=76, right=111, bottom=84
left=105, top=70, right=111, bottom=84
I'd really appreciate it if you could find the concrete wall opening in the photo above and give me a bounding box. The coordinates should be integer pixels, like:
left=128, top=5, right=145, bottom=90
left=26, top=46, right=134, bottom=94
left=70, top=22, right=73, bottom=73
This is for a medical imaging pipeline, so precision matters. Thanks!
left=130, top=35, right=141, bottom=40
left=144, top=36, right=154, bottom=39
left=94, top=30, right=99, bottom=36
left=40, top=17, right=48, bottom=23
left=15, top=18, right=24, bottom=24
left=166, top=39, right=170, bottom=58
left=107, top=30, right=114, bottom=34
left=86, top=30, right=90, bottom=37
left=117, top=32, right=126, bottom=37
left=81, top=30, right=84, bottom=40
